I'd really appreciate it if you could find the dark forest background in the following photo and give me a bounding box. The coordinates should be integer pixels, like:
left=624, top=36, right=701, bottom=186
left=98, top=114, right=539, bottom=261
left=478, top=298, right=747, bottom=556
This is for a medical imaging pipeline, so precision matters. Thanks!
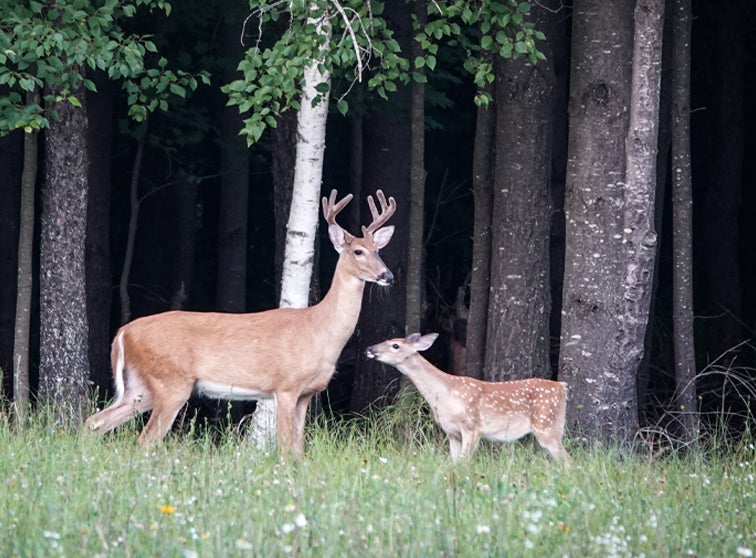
left=1, top=0, right=755, bottom=442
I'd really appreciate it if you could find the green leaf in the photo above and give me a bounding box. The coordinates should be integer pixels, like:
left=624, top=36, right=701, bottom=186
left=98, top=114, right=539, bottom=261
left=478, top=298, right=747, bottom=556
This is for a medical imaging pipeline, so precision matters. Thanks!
left=336, top=99, right=348, bottom=116
left=67, top=96, right=82, bottom=108
left=169, top=83, right=186, bottom=97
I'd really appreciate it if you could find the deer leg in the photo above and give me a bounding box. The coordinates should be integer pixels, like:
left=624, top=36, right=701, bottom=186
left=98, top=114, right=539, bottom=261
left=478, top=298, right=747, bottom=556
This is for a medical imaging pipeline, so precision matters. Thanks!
left=459, top=429, right=481, bottom=460
left=291, top=394, right=314, bottom=457
left=533, top=429, right=570, bottom=465
left=85, top=390, right=153, bottom=435
left=275, top=393, right=298, bottom=455
left=137, top=394, right=189, bottom=445
left=448, top=434, right=463, bottom=462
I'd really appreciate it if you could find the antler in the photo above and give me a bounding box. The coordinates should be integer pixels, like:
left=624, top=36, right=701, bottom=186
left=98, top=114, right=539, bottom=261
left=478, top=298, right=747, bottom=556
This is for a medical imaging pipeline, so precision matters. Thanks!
left=322, top=189, right=354, bottom=229
left=362, top=189, right=396, bottom=237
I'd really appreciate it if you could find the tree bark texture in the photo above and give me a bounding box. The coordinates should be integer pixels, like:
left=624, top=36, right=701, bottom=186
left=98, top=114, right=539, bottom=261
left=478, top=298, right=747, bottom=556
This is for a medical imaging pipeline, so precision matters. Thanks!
left=670, top=0, right=698, bottom=438
left=558, top=0, right=635, bottom=441
left=483, top=3, right=556, bottom=383
left=465, top=74, right=495, bottom=380
left=169, top=169, right=198, bottom=310
left=615, top=0, right=665, bottom=438
left=13, top=126, right=36, bottom=417
left=405, top=0, right=427, bottom=335
left=39, top=79, right=91, bottom=423
left=0, top=130, right=23, bottom=400
left=216, top=17, right=250, bottom=313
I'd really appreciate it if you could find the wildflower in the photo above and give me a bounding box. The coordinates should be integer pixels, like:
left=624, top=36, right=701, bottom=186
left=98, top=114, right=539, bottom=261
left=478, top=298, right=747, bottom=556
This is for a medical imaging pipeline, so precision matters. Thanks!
left=281, top=523, right=295, bottom=534
left=235, top=539, right=253, bottom=550
left=294, top=513, right=308, bottom=528
left=159, top=504, right=176, bottom=515
left=284, top=503, right=297, bottom=512
left=43, top=531, right=61, bottom=540
left=736, top=547, right=753, bottom=557
left=476, top=525, right=491, bottom=535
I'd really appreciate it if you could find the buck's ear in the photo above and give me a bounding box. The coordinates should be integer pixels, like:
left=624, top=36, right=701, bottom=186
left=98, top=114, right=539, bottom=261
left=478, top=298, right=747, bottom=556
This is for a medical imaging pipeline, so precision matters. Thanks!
left=415, top=332, right=439, bottom=352
left=372, top=226, right=394, bottom=250
left=328, top=224, right=347, bottom=253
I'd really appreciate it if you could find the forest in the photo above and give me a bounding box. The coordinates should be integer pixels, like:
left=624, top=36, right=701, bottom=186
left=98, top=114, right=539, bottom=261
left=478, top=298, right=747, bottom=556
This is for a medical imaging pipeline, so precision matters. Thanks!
left=1, top=0, right=755, bottom=449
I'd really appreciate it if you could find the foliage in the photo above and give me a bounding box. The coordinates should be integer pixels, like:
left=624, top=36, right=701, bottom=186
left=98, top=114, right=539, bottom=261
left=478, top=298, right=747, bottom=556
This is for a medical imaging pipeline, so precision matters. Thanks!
left=413, top=0, right=547, bottom=106
left=0, top=0, right=210, bottom=134
left=224, top=0, right=546, bottom=145
left=224, top=0, right=408, bottom=144
left=0, top=412, right=754, bottom=556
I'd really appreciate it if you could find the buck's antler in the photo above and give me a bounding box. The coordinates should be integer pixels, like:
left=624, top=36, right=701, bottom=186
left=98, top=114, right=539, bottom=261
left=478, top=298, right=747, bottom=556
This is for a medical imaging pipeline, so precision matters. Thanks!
left=362, top=189, right=396, bottom=237
left=322, top=189, right=354, bottom=231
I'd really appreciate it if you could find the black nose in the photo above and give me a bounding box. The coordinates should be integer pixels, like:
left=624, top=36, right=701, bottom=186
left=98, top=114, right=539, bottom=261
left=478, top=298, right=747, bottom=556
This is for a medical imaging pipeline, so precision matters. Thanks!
left=380, top=271, right=394, bottom=285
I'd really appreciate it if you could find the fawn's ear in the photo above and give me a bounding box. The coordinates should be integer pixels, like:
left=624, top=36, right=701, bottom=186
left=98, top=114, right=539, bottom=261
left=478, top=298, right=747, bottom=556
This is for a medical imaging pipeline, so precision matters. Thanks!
left=414, top=332, right=439, bottom=352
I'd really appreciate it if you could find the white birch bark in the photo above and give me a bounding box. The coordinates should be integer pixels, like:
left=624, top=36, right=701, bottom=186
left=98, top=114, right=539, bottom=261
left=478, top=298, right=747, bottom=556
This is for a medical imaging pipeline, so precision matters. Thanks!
left=248, top=4, right=333, bottom=451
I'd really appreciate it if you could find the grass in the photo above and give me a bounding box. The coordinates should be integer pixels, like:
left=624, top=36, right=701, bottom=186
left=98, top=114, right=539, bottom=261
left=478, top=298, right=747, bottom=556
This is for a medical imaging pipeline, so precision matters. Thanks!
left=0, top=410, right=754, bottom=558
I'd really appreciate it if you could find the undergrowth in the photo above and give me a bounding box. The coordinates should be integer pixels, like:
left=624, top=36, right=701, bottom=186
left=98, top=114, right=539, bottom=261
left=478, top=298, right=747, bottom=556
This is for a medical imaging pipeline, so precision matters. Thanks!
left=0, top=404, right=754, bottom=558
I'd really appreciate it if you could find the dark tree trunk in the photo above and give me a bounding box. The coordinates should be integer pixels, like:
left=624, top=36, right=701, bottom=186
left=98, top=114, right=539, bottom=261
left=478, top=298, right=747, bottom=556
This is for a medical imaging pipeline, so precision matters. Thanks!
left=86, top=73, right=114, bottom=394
left=702, top=0, right=746, bottom=364
left=14, top=128, right=36, bottom=418
left=465, top=71, right=495, bottom=380
left=558, top=0, right=635, bottom=442
left=350, top=1, right=411, bottom=413
left=483, top=3, right=557, bottom=382
left=272, top=110, right=298, bottom=298
left=406, top=0, right=426, bottom=334
left=670, top=0, right=698, bottom=439
left=169, top=169, right=198, bottom=310
left=216, top=16, right=250, bottom=313
left=39, top=80, right=90, bottom=423
left=0, top=129, right=23, bottom=401
left=614, top=0, right=665, bottom=438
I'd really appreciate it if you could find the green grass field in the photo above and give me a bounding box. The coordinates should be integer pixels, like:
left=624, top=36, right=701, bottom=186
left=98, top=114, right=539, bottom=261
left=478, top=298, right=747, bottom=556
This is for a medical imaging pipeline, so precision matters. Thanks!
left=0, top=411, right=754, bottom=558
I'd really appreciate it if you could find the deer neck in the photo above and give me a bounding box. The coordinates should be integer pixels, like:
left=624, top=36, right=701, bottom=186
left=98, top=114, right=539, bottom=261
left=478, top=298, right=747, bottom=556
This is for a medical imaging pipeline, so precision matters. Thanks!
left=395, top=354, right=452, bottom=401
left=310, top=257, right=366, bottom=342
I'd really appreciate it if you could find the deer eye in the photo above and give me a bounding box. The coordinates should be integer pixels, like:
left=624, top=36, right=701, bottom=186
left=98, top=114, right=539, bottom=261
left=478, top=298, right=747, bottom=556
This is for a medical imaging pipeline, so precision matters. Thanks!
left=354, top=249, right=364, bottom=256
left=391, top=343, right=400, bottom=350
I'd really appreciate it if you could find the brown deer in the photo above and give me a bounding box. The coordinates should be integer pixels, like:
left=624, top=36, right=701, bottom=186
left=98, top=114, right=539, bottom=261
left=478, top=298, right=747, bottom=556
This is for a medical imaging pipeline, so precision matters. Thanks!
left=85, top=189, right=396, bottom=455
left=366, top=332, right=569, bottom=463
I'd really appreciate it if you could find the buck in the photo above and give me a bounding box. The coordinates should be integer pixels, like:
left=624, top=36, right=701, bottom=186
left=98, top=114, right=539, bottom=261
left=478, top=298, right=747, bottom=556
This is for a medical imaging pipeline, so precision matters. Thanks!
left=366, top=332, right=569, bottom=463
left=85, top=189, right=396, bottom=455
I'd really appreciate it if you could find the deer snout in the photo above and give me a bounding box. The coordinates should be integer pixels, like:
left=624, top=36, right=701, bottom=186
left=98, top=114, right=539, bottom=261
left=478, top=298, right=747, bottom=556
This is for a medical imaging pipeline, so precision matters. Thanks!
left=365, top=346, right=378, bottom=359
left=377, top=270, right=394, bottom=285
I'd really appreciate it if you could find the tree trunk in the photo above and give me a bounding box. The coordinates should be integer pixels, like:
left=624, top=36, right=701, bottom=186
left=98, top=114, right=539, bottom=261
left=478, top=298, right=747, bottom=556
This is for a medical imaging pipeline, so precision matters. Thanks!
left=216, top=16, right=250, bottom=313
left=12, top=122, right=36, bottom=418
left=39, top=79, right=90, bottom=423
left=615, top=0, right=665, bottom=437
left=119, top=123, right=148, bottom=325
left=483, top=3, right=557, bottom=382
left=250, top=3, right=332, bottom=449
left=86, top=73, right=114, bottom=394
left=350, top=1, right=411, bottom=413
left=670, top=0, right=698, bottom=439
left=272, top=110, right=299, bottom=298
left=405, top=0, right=426, bottom=334
left=558, top=0, right=635, bottom=442
left=702, top=0, right=746, bottom=364
left=169, top=169, right=198, bottom=310
left=465, top=75, right=495, bottom=380
left=0, top=129, right=23, bottom=402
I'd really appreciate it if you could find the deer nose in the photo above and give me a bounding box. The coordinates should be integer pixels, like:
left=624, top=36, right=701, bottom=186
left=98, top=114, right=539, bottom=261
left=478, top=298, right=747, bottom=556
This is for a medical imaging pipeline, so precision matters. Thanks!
left=379, top=270, right=394, bottom=285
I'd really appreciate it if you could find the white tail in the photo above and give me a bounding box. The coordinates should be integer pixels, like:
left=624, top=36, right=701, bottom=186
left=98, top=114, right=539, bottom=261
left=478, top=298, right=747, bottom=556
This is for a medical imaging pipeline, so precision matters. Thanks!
left=366, top=332, right=569, bottom=463
left=85, top=189, right=396, bottom=455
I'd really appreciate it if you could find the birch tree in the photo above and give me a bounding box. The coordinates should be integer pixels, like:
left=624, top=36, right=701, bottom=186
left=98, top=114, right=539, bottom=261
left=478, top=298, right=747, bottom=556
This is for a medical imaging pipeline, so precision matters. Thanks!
left=248, top=3, right=333, bottom=449
left=226, top=0, right=407, bottom=449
